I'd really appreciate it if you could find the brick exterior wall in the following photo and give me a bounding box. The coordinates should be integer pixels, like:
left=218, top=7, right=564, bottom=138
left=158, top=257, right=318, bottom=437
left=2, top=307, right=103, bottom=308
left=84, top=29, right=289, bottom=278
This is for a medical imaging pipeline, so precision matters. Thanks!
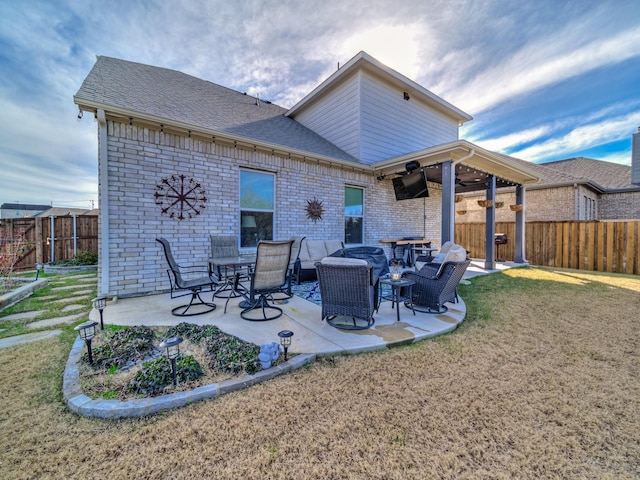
left=455, top=184, right=640, bottom=223
left=102, top=121, right=442, bottom=297
left=599, top=190, right=640, bottom=219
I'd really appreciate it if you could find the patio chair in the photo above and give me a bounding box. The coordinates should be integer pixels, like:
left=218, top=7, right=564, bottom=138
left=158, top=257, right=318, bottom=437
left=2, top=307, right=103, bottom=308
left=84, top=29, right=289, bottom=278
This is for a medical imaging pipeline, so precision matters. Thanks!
left=240, top=240, right=293, bottom=321
left=315, top=257, right=378, bottom=330
left=210, top=234, right=250, bottom=298
left=403, top=258, right=470, bottom=313
left=156, top=237, right=217, bottom=316
left=272, top=236, right=305, bottom=299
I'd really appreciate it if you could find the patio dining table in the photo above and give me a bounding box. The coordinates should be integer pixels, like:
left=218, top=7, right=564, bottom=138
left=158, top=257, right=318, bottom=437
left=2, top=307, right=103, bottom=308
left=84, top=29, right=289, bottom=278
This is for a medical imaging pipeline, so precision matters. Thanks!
left=379, top=238, right=435, bottom=267
left=208, top=254, right=257, bottom=312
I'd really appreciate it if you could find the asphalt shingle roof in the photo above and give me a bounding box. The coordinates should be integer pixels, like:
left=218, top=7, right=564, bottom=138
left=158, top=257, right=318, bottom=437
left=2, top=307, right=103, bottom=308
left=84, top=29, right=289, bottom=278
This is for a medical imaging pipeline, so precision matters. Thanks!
left=74, top=56, right=358, bottom=163
left=541, top=157, right=634, bottom=190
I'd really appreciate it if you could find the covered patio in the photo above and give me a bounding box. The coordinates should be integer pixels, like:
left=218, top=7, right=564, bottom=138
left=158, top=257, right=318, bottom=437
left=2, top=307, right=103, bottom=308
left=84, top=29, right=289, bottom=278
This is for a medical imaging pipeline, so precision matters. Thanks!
left=373, top=139, right=540, bottom=269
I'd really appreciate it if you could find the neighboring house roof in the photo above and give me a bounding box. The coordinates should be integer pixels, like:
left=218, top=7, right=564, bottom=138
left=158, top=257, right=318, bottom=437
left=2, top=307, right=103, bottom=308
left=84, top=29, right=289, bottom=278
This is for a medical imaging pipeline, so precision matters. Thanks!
left=36, top=207, right=93, bottom=217
left=1, top=203, right=50, bottom=211
left=540, top=157, right=637, bottom=191
left=74, top=56, right=359, bottom=164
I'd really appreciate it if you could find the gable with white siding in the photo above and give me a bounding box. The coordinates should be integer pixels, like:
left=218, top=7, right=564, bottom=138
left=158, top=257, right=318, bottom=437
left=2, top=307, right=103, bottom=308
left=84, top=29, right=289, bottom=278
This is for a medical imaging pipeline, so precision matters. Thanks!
left=287, top=51, right=469, bottom=165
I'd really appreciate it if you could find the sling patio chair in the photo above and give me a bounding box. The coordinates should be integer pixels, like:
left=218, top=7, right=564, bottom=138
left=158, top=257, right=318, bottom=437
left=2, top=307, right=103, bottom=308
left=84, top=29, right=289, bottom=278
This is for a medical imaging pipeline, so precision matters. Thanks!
left=240, top=240, right=293, bottom=321
left=156, top=237, right=218, bottom=317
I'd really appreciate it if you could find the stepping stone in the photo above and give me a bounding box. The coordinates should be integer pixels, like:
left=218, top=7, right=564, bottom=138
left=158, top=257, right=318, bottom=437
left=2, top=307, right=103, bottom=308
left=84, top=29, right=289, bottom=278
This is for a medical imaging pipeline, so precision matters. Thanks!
left=26, top=312, right=87, bottom=329
left=1, top=310, right=46, bottom=322
left=65, top=274, right=97, bottom=279
left=61, top=303, right=85, bottom=313
left=61, top=304, right=86, bottom=313
left=0, top=330, right=63, bottom=348
left=51, top=295, right=90, bottom=304
left=50, top=287, right=94, bottom=296
left=37, top=295, right=58, bottom=301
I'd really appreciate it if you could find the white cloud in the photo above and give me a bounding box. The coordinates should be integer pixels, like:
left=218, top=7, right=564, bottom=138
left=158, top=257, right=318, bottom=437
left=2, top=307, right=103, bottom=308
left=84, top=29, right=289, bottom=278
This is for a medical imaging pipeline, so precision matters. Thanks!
left=511, top=111, right=640, bottom=162
left=446, top=25, right=640, bottom=114
left=468, top=126, right=552, bottom=152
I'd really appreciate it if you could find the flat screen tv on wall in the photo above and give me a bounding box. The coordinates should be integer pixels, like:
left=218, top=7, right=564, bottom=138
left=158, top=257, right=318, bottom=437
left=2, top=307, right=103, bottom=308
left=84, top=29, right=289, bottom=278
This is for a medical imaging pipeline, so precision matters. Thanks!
left=392, top=170, right=429, bottom=201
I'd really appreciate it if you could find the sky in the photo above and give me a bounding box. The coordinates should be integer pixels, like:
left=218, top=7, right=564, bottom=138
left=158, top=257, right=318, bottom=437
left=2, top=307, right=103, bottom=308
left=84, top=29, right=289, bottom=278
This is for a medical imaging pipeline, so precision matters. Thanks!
left=1, top=0, right=639, bottom=209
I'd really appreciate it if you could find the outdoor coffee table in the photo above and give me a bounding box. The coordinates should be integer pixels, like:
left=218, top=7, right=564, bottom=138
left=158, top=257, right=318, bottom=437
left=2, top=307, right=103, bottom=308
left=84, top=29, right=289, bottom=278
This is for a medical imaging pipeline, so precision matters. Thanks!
left=379, top=277, right=415, bottom=322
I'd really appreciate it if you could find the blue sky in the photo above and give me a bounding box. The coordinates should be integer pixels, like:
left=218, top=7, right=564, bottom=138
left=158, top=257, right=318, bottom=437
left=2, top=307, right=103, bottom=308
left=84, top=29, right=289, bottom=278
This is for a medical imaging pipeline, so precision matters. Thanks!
left=1, top=0, right=639, bottom=208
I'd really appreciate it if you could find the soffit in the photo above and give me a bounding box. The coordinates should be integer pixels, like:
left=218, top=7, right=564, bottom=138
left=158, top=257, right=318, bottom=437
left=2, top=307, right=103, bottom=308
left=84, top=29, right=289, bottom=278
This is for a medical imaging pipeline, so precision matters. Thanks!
left=373, top=140, right=541, bottom=192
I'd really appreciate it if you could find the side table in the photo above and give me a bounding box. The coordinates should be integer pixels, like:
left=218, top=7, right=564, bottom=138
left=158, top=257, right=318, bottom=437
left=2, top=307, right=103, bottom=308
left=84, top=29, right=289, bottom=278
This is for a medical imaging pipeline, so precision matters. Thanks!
left=379, top=277, right=415, bottom=322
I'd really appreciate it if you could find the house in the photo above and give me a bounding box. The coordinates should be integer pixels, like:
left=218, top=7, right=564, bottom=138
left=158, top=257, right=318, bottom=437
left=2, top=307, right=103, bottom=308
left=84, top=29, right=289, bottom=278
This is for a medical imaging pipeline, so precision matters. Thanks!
left=74, top=51, right=540, bottom=298
left=456, top=155, right=640, bottom=223
left=36, top=207, right=95, bottom=217
left=0, top=203, right=51, bottom=219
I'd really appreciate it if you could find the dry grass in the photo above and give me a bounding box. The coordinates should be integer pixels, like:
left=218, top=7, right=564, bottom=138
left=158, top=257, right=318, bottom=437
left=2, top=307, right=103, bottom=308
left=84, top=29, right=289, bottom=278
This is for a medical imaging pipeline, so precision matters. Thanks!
left=0, top=267, right=639, bottom=479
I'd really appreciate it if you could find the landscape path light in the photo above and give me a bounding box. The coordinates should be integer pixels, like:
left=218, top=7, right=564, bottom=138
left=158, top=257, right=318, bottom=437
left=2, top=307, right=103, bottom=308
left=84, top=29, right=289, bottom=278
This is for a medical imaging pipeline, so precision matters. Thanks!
left=159, top=337, right=183, bottom=387
left=75, top=321, right=99, bottom=365
left=93, top=296, right=107, bottom=330
left=278, top=330, right=294, bottom=361
left=35, top=263, right=43, bottom=280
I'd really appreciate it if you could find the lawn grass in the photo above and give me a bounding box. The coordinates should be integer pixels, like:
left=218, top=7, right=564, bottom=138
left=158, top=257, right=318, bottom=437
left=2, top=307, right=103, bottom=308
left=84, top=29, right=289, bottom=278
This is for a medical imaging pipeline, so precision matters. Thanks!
left=0, top=266, right=638, bottom=479
left=0, top=272, right=96, bottom=338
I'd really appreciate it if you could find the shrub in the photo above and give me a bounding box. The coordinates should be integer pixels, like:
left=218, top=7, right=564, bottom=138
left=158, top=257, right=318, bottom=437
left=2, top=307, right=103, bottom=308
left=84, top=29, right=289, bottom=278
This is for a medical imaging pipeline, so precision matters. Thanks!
left=128, top=354, right=203, bottom=395
left=89, top=326, right=156, bottom=369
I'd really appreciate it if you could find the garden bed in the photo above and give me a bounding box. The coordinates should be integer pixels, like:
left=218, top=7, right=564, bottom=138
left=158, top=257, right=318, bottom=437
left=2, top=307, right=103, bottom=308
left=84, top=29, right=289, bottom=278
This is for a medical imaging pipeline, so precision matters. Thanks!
left=44, top=264, right=97, bottom=274
left=77, top=323, right=276, bottom=401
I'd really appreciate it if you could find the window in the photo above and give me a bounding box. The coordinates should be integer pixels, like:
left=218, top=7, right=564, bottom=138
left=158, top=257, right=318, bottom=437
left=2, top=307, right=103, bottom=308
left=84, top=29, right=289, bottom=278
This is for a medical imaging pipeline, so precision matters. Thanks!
left=240, top=170, right=274, bottom=247
left=345, top=186, right=363, bottom=244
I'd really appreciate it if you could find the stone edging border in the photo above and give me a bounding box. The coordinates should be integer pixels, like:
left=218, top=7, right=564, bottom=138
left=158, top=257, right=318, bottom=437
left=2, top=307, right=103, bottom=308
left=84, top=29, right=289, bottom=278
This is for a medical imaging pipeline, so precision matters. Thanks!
left=63, top=336, right=316, bottom=419
left=0, top=278, right=49, bottom=312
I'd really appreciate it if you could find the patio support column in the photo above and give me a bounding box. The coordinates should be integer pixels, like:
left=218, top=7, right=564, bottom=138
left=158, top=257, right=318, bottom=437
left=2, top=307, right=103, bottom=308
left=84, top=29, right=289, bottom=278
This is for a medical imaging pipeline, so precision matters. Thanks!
left=97, top=109, right=110, bottom=296
left=514, top=184, right=527, bottom=263
left=484, top=175, right=496, bottom=270
left=441, top=160, right=455, bottom=245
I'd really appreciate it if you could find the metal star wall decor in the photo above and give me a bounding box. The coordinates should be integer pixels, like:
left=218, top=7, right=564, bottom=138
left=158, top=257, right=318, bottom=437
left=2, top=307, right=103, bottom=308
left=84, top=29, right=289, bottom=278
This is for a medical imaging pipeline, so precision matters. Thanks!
left=154, top=174, right=207, bottom=220
left=305, top=197, right=324, bottom=222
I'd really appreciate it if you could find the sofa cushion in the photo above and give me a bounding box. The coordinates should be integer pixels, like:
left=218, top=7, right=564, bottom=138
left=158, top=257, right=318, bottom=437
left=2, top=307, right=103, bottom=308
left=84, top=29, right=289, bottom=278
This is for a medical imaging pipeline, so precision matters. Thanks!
left=320, top=256, right=368, bottom=266
left=298, top=239, right=345, bottom=270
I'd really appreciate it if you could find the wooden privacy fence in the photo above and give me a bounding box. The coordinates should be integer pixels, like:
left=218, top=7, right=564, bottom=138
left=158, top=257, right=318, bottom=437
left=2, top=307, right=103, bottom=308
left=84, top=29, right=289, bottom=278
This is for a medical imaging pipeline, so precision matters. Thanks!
left=0, top=215, right=98, bottom=271
left=455, top=220, right=640, bottom=275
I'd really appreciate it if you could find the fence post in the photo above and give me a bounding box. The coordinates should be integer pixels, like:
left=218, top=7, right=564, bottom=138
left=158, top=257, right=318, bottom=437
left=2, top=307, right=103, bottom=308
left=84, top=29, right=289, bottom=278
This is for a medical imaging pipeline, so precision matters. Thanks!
left=73, top=214, right=77, bottom=257
left=35, top=217, right=44, bottom=264
left=49, top=215, right=55, bottom=263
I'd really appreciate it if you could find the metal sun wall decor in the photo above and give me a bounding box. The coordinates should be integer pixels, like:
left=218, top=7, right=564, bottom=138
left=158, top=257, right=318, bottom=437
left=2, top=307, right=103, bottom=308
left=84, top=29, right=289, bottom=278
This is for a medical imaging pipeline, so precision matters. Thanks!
left=154, top=174, right=207, bottom=220
left=305, top=197, right=324, bottom=222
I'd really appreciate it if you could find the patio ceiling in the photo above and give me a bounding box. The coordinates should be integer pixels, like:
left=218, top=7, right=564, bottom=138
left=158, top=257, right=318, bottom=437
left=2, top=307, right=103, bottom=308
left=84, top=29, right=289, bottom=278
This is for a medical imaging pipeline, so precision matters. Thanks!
left=373, top=140, right=541, bottom=193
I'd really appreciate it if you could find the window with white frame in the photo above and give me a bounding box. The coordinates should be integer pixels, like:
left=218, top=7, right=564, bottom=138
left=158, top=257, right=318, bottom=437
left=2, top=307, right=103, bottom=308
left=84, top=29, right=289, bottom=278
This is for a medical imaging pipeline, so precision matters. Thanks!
left=240, top=170, right=274, bottom=247
left=345, top=186, right=363, bottom=244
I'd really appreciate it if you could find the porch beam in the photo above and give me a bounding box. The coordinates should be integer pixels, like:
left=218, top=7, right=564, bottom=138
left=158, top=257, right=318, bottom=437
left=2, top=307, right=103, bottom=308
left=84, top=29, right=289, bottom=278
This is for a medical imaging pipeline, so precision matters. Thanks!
left=484, top=175, right=496, bottom=270
left=441, top=160, right=455, bottom=245
left=514, top=184, right=527, bottom=263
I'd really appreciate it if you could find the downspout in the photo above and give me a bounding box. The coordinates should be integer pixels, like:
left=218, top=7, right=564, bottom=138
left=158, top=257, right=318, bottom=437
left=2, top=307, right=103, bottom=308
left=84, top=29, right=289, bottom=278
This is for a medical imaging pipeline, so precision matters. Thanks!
left=97, top=109, right=110, bottom=296
left=453, top=149, right=475, bottom=167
